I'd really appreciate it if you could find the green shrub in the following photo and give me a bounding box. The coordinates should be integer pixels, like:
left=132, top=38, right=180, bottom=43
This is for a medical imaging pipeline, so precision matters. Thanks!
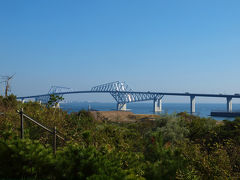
left=155, top=115, right=189, bottom=145
left=0, top=136, right=55, bottom=179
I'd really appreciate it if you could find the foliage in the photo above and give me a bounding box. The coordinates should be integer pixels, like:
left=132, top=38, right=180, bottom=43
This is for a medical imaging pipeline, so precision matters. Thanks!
left=177, top=112, right=217, bottom=141
left=47, top=94, right=64, bottom=108
left=178, top=142, right=232, bottom=179
left=0, top=94, right=18, bottom=111
left=0, top=136, right=55, bottom=179
left=54, top=143, right=144, bottom=180
left=0, top=96, right=240, bottom=179
left=155, top=114, right=189, bottom=145
left=218, top=118, right=240, bottom=143
left=144, top=129, right=186, bottom=179
left=0, top=133, right=144, bottom=180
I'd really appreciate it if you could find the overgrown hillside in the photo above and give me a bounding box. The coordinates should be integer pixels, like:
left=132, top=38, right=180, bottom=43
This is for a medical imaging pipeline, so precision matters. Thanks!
left=0, top=95, right=240, bottom=179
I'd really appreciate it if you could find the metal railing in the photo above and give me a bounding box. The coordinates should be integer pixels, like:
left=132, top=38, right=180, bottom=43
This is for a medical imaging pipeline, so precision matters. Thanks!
left=17, top=109, right=65, bottom=154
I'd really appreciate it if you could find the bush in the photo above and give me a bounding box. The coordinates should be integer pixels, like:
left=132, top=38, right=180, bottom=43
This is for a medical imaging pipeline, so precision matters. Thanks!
left=55, top=143, right=144, bottom=179
left=177, top=112, right=216, bottom=142
left=0, top=136, right=55, bottom=179
left=1, top=98, right=240, bottom=179
left=155, top=115, right=189, bottom=145
left=0, top=131, right=145, bottom=179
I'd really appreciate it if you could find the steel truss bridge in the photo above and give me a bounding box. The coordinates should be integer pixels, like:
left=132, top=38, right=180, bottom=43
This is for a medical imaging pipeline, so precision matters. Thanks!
left=17, top=81, right=240, bottom=113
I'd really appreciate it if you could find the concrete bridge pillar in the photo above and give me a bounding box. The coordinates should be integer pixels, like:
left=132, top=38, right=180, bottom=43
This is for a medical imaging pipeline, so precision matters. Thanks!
left=117, top=103, right=127, bottom=111
left=227, top=97, right=232, bottom=112
left=153, top=99, right=162, bottom=112
left=190, top=96, right=196, bottom=114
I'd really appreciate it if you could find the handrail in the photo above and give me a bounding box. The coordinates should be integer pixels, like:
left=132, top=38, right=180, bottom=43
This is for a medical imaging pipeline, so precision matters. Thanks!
left=17, top=109, right=65, bottom=153
left=22, top=113, right=53, bottom=134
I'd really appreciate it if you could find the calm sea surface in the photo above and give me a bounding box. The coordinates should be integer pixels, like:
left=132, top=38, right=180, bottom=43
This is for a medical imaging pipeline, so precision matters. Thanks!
left=60, top=102, right=240, bottom=121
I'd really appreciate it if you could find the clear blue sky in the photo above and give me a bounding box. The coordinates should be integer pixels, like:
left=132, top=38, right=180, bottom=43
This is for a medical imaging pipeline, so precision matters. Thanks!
left=1, top=0, right=240, bottom=103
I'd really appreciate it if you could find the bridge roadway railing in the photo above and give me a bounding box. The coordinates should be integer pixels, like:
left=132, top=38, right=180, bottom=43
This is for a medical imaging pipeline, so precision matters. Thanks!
left=17, top=91, right=240, bottom=99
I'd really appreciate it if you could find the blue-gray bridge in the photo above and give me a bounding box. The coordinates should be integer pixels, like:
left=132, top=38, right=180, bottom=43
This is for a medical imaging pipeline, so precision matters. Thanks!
left=17, top=81, right=240, bottom=114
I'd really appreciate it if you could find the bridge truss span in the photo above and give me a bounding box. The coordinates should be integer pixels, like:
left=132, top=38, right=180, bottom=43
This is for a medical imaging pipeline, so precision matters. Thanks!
left=17, top=81, right=165, bottom=112
left=111, top=92, right=164, bottom=111
left=20, top=81, right=240, bottom=114
left=91, top=81, right=164, bottom=111
left=110, top=92, right=164, bottom=104
left=35, top=86, right=73, bottom=104
left=91, top=81, right=133, bottom=92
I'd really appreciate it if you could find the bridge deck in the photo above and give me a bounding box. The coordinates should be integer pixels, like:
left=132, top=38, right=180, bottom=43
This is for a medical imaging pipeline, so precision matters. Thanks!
left=16, top=91, right=240, bottom=99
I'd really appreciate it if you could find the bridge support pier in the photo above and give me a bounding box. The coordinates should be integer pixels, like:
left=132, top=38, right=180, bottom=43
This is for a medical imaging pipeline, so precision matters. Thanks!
left=53, top=102, right=60, bottom=108
left=153, top=99, right=162, bottom=112
left=117, top=103, right=127, bottom=111
left=227, top=97, right=232, bottom=112
left=190, top=96, right=196, bottom=114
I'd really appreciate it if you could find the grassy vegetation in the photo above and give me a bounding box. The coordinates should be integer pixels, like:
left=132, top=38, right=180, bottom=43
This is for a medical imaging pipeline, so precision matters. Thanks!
left=0, top=95, right=240, bottom=179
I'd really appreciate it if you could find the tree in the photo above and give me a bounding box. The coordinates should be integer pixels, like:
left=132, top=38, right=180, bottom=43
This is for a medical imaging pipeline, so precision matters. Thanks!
left=47, top=94, right=64, bottom=108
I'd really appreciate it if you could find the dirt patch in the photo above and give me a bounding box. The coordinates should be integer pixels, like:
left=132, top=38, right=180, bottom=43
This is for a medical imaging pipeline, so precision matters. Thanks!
left=90, top=111, right=160, bottom=122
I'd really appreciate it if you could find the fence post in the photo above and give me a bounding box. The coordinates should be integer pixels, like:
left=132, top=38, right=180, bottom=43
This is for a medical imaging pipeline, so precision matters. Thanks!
left=53, top=126, right=57, bottom=154
left=20, top=108, right=24, bottom=139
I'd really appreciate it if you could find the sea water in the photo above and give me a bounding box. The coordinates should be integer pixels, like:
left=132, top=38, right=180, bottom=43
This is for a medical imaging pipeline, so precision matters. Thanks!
left=60, top=102, right=240, bottom=121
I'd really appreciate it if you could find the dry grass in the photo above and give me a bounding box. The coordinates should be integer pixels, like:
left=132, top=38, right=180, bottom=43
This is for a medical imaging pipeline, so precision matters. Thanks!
left=90, top=111, right=160, bottom=122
